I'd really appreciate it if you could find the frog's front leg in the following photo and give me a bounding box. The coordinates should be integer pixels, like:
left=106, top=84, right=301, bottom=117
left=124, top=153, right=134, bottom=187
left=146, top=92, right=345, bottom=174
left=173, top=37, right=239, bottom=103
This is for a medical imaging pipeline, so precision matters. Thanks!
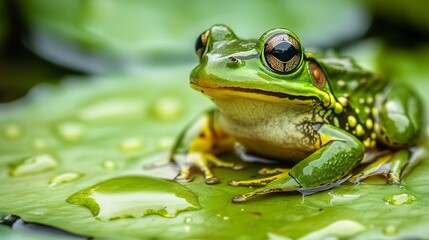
left=170, top=110, right=244, bottom=184
left=231, top=123, right=365, bottom=203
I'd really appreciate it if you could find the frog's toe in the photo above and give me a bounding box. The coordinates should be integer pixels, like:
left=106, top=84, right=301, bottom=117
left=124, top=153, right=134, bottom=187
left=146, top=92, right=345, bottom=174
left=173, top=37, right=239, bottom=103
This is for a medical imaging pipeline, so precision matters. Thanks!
left=387, top=174, right=401, bottom=185
left=229, top=176, right=274, bottom=187
left=206, top=153, right=245, bottom=170
left=232, top=189, right=272, bottom=203
left=174, top=166, right=194, bottom=182
left=229, top=169, right=289, bottom=187
left=258, top=167, right=289, bottom=175
left=232, top=176, right=301, bottom=203
left=232, top=187, right=288, bottom=203
left=204, top=175, right=220, bottom=184
left=174, top=152, right=243, bottom=184
left=349, top=150, right=410, bottom=185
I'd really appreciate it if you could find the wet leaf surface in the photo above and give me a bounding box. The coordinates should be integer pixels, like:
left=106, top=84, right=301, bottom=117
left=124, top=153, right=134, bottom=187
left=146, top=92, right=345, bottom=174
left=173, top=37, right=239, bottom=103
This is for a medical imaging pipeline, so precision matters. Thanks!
left=0, top=57, right=429, bottom=239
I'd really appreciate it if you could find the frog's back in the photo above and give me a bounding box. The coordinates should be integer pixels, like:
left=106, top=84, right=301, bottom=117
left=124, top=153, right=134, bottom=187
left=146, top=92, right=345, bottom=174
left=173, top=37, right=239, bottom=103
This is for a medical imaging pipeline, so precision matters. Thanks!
left=315, top=50, right=423, bottom=149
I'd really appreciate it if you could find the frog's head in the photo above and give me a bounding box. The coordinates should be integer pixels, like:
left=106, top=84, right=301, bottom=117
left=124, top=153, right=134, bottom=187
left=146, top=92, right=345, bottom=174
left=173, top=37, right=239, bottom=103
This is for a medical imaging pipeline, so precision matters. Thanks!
left=190, top=24, right=335, bottom=108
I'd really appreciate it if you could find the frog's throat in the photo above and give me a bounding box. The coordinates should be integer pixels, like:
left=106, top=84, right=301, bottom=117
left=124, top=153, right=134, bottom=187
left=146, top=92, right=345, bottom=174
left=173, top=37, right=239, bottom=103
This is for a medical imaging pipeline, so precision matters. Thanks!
left=191, top=83, right=320, bottom=105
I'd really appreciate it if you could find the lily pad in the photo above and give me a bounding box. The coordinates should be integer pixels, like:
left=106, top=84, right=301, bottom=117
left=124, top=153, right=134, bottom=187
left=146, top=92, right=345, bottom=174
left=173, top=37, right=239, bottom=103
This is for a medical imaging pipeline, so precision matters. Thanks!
left=0, top=62, right=429, bottom=239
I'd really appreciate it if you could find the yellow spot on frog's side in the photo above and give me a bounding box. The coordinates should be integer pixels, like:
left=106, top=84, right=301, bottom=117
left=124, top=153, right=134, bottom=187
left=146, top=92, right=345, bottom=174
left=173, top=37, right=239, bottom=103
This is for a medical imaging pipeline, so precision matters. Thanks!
left=365, top=119, right=373, bottom=129
left=371, top=132, right=377, bottom=140
left=333, top=117, right=340, bottom=127
left=374, top=123, right=380, bottom=134
left=355, top=108, right=360, bottom=114
left=359, top=98, right=365, bottom=104
left=347, top=116, right=357, bottom=128
left=356, top=124, right=365, bottom=137
left=334, top=102, right=343, bottom=114
left=370, top=140, right=377, bottom=148
left=371, top=107, right=378, bottom=117
left=367, top=96, right=374, bottom=104
left=363, top=138, right=371, bottom=148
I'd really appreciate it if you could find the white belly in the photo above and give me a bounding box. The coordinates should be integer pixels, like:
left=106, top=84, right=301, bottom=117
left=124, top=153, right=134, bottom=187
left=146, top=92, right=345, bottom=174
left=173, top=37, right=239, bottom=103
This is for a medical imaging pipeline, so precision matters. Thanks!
left=213, top=98, right=322, bottom=161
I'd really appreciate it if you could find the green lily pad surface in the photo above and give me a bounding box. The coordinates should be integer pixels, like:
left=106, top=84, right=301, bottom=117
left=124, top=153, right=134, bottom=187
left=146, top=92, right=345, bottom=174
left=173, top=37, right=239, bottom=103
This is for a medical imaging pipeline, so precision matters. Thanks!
left=1, top=61, right=429, bottom=239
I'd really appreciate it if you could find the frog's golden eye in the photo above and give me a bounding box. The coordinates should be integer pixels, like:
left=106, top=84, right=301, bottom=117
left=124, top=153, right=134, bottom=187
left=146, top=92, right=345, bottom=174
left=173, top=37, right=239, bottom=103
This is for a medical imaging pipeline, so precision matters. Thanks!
left=195, top=30, right=210, bottom=60
left=263, top=33, right=302, bottom=74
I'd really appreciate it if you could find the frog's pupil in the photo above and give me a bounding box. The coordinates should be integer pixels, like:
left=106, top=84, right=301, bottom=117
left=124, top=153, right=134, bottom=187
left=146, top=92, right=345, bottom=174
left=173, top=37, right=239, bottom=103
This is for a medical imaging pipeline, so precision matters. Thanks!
left=271, top=42, right=298, bottom=62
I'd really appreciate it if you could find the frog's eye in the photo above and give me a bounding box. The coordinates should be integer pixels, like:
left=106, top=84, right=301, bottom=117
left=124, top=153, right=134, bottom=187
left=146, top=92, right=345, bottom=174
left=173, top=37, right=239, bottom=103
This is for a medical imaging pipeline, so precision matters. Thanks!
left=195, top=30, right=210, bottom=60
left=263, top=33, right=302, bottom=74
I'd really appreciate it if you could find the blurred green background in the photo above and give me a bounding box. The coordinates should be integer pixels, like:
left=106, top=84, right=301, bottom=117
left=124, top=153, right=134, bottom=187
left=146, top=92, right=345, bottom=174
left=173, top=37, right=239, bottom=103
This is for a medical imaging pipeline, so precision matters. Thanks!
left=1, top=0, right=429, bottom=239
left=1, top=0, right=429, bottom=102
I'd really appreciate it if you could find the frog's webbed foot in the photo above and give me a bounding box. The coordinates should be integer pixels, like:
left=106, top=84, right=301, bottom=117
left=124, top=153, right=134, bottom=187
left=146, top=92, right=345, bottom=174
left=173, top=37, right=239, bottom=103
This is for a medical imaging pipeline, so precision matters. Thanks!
left=171, top=110, right=245, bottom=184
left=231, top=173, right=300, bottom=203
left=349, top=150, right=410, bottom=184
left=229, top=168, right=290, bottom=187
left=175, top=152, right=245, bottom=184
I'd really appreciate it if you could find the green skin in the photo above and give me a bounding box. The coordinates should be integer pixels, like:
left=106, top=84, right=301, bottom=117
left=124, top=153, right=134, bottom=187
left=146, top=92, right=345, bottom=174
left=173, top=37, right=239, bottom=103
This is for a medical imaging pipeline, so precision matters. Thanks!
left=171, top=24, right=423, bottom=203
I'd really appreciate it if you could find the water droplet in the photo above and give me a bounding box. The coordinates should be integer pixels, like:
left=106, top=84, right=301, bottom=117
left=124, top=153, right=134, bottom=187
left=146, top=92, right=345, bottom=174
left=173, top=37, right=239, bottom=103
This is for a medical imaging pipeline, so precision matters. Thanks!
left=49, top=172, right=82, bottom=187
left=32, top=137, right=48, bottom=150
left=299, top=220, right=366, bottom=240
left=222, top=216, right=230, bottom=221
left=9, top=154, right=58, bottom=176
left=79, top=98, right=145, bottom=122
left=156, top=137, right=174, bottom=150
left=151, top=96, right=183, bottom=121
left=66, top=176, right=200, bottom=221
left=329, top=193, right=361, bottom=206
left=184, top=217, right=192, bottom=224
left=383, top=225, right=397, bottom=236
left=118, top=137, right=144, bottom=152
left=57, top=122, right=84, bottom=142
left=184, top=225, right=191, bottom=233
left=3, top=124, right=22, bottom=139
left=102, top=160, right=117, bottom=170
left=267, top=232, right=293, bottom=240
left=383, top=193, right=417, bottom=206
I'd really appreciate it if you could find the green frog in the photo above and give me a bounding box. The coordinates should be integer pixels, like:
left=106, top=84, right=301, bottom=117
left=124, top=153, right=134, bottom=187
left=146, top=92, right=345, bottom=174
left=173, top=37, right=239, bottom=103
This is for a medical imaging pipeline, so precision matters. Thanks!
left=171, top=24, right=424, bottom=203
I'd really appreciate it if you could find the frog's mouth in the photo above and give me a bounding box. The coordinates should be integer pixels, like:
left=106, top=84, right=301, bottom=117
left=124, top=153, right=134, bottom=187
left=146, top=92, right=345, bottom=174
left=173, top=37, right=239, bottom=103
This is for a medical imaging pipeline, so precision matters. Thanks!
left=191, top=83, right=320, bottom=104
